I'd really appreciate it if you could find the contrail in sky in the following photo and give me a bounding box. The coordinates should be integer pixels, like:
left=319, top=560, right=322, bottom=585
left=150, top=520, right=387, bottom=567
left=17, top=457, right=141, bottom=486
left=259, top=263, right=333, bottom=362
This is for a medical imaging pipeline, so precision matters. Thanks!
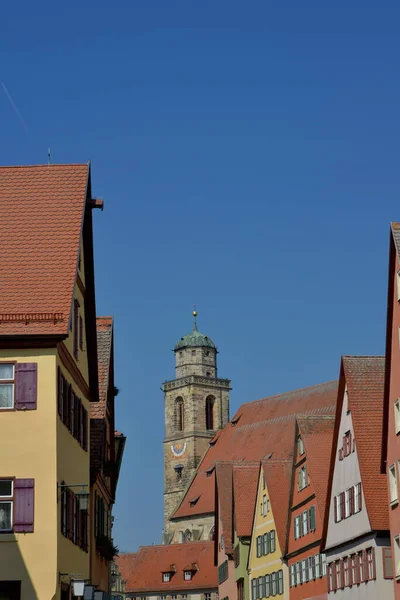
left=1, top=82, right=29, bottom=134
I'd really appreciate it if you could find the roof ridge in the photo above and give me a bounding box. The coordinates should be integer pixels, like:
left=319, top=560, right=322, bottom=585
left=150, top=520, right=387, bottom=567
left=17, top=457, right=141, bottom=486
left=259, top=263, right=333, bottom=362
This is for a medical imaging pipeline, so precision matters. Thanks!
left=244, top=380, right=337, bottom=406
left=342, top=354, right=384, bottom=359
left=0, top=163, right=89, bottom=169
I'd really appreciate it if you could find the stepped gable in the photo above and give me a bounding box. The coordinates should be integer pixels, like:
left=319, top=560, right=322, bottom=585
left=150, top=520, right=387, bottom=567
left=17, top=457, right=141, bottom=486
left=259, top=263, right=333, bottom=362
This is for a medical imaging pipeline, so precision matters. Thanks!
left=173, top=381, right=338, bottom=520
left=116, top=542, right=217, bottom=593
left=296, top=415, right=335, bottom=521
left=0, top=164, right=89, bottom=335
left=233, top=463, right=260, bottom=537
left=261, top=459, right=292, bottom=552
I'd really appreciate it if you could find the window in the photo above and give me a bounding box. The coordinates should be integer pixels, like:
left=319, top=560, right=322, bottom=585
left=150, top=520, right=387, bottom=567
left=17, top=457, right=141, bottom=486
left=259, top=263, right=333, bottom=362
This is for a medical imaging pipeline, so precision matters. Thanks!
left=345, top=488, right=352, bottom=518
left=383, top=547, right=393, bottom=579
left=309, top=505, right=316, bottom=531
left=390, top=465, right=398, bottom=504
left=57, top=368, right=88, bottom=451
left=394, top=536, right=400, bottom=580
left=295, top=562, right=302, bottom=585
left=294, top=515, right=301, bottom=539
left=263, top=473, right=266, bottom=489
left=73, top=299, right=79, bottom=359
left=251, top=579, right=257, bottom=600
left=367, top=548, right=376, bottom=580
left=395, top=400, right=400, bottom=435
left=176, top=397, right=184, bottom=431
left=204, top=595, right=211, bottom=600
left=270, top=530, right=276, bottom=553
left=289, top=565, right=296, bottom=587
left=354, top=483, right=362, bottom=513
left=277, top=570, right=283, bottom=594
left=61, top=484, right=88, bottom=551
left=237, top=580, right=244, bottom=600
left=184, top=571, right=192, bottom=581
left=298, top=466, right=307, bottom=490
left=257, top=577, right=262, bottom=599
left=271, top=572, right=277, bottom=596
left=343, top=431, right=352, bottom=457
left=0, top=480, right=13, bottom=531
left=262, top=495, right=268, bottom=515
left=0, top=364, right=14, bottom=409
left=79, top=315, right=83, bottom=351
left=343, top=557, right=349, bottom=586
left=205, top=396, right=215, bottom=430
left=297, top=436, right=304, bottom=456
left=162, top=573, right=171, bottom=582
left=218, top=561, right=228, bottom=584
left=301, top=560, right=307, bottom=583
left=302, top=511, right=308, bottom=535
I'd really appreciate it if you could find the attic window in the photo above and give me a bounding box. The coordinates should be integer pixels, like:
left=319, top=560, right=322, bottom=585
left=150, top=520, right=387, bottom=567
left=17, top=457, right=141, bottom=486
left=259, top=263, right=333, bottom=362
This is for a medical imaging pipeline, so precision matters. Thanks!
left=265, top=452, right=273, bottom=460
left=162, top=573, right=171, bottom=582
left=206, top=466, right=215, bottom=477
left=184, top=571, right=192, bottom=581
left=190, top=496, right=200, bottom=507
left=231, top=414, right=241, bottom=426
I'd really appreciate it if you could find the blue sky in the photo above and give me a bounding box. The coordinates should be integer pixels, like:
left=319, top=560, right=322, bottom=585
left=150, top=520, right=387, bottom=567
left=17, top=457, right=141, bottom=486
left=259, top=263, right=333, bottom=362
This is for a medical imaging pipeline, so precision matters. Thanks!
left=1, top=1, right=400, bottom=550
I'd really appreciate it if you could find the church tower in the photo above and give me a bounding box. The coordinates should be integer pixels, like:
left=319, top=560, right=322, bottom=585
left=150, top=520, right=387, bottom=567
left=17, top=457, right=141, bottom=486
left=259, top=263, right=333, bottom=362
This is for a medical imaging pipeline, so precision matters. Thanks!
left=162, top=311, right=230, bottom=539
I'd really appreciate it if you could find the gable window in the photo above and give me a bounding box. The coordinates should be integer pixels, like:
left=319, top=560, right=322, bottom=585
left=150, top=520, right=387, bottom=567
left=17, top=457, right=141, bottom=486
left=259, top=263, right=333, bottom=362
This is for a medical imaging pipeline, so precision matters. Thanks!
left=389, top=465, right=398, bottom=505
left=294, top=515, right=301, bottom=539
left=383, top=547, right=393, bottom=579
left=162, top=573, right=171, bottom=582
left=184, top=571, right=192, bottom=581
left=343, top=431, right=352, bottom=457
left=354, top=483, right=362, bottom=513
left=0, top=364, right=15, bottom=409
left=205, top=396, right=215, bottom=430
left=262, top=495, right=268, bottom=516
left=298, top=466, right=307, bottom=490
left=302, top=511, right=308, bottom=535
left=297, top=436, right=304, bottom=456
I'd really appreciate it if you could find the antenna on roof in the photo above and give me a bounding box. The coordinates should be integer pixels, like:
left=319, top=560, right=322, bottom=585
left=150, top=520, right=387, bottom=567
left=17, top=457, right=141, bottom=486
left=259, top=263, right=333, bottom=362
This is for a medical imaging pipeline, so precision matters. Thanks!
left=47, top=148, right=51, bottom=165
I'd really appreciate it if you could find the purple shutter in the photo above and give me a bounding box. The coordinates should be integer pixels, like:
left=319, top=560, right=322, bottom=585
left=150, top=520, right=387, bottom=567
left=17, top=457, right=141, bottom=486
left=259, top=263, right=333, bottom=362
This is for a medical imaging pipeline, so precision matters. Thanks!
left=14, top=479, right=34, bottom=533
left=57, top=367, right=63, bottom=418
left=15, top=363, right=37, bottom=410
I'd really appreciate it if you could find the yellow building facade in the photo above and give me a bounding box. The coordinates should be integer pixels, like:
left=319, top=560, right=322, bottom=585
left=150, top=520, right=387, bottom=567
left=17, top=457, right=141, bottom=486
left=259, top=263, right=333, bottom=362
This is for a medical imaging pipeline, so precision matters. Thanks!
left=0, top=164, right=104, bottom=600
left=248, top=462, right=291, bottom=600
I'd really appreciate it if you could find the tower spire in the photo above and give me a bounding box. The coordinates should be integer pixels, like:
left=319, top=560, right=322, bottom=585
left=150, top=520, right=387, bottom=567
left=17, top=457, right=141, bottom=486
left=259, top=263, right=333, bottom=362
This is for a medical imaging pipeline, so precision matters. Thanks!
left=193, top=304, right=198, bottom=331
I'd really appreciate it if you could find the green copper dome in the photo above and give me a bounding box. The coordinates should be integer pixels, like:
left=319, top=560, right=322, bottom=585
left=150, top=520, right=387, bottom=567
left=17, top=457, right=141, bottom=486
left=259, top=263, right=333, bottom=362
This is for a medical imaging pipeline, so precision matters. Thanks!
left=175, top=323, right=216, bottom=351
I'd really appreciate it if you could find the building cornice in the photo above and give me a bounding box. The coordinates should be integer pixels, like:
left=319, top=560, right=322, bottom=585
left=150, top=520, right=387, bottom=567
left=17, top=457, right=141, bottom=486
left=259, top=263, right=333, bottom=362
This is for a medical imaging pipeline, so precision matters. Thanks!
left=163, top=375, right=231, bottom=392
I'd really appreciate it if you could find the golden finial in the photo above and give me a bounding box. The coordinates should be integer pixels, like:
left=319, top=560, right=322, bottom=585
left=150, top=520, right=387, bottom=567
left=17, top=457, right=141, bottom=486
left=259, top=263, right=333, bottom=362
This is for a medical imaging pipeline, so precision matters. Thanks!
left=193, top=305, right=198, bottom=329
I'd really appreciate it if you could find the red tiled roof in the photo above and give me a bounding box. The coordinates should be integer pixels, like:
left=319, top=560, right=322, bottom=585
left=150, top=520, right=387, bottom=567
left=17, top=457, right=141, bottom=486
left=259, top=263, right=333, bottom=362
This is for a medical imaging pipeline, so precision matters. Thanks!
left=173, top=381, right=337, bottom=520
left=233, top=463, right=259, bottom=537
left=215, top=462, right=234, bottom=553
left=0, top=164, right=89, bottom=336
left=297, top=415, right=335, bottom=521
left=262, top=459, right=292, bottom=552
left=342, top=356, right=388, bottom=531
left=116, top=542, right=217, bottom=593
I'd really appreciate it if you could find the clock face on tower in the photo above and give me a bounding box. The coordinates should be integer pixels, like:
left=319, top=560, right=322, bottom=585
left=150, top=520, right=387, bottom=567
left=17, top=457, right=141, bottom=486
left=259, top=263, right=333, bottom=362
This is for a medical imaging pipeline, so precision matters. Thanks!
left=171, top=442, right=187, bottom=458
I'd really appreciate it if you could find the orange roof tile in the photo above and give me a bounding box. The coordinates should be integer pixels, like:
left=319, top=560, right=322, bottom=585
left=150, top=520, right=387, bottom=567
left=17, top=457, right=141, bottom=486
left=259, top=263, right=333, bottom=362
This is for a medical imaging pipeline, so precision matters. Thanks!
left=116, top=542, right=217, bottom=593
left=297, top=415, right=335, bottom=520
left=343, top=356, right=388, bottom=531
left=0, top=164, right=89, bottom=336
left=233, top=463, right=259, bottom=537
left=262, top=459, right=292, bottom=552
left=173, top=381, right=337, bottom=520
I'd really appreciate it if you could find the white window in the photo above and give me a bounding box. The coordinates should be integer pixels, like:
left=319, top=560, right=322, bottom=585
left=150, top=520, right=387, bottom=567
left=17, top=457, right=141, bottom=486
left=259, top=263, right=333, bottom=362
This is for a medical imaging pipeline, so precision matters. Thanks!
left=345, top=488, right=352, bottom=518
left=0, top=364, right=15, bottom=409
left=162, top=573, right=171, bottom=582
left=298, top=466, right=307, bottom=490
left=308, top=555, right=315, bottom=580
left=315, top=554, right=321, bottom=578
left=322, top=554, right=327, bottom=576
left=204, top=594, right=211, bottom=600
left=289, top=565, right=296, bottom=587
left=390, top=465, right=398, bottom=504
left=262, top=495, right=268, bottom=516
left=302, top=510, right=308, bottom=535
left=302, top=560, right=308, bottom=583
left=298, top=436, right=304, bottom=456
left=295, top=562, right=302, bottom=584
left=184, top=571, right=191, bottom=581
left=294, top=515, right=301, bottom=539
left=354, top=483, right=362, bottom=513
left=395, top=400, right=400, bottom=435
left=394, top=536, right=400, bottom=580
left=0, top=480, right=13, bottom=531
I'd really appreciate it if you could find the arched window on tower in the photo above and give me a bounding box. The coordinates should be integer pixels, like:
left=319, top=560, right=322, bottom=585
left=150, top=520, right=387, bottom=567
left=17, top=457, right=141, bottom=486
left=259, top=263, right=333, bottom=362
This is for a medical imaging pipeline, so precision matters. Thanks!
left=206, top=396, right=215, bottom=430
left=175, top=397, right=184, bottom=431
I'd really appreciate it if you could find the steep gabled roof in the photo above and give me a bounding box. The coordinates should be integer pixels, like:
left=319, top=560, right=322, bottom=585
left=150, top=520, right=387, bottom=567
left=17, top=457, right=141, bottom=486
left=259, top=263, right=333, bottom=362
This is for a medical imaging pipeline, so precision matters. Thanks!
left=233, top=463, right=259, bottom=537
left=382, top=223, right=400, bottom=470
left=323, top=356, right=388, bottom=546
left=173, top=381, right=337, bottom=520
left=0, top=164, right=89, bottom=336
left=116, top=542, right=217, bottom=592
left=262, top=459, right=292, bottom=552
left=215, top=462, right=234, bottom=554
left=343, top=356, right=388, bottom=531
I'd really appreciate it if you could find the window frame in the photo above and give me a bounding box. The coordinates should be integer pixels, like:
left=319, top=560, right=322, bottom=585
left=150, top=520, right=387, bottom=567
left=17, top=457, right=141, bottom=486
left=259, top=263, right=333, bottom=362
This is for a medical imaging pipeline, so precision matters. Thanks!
left=184, top=571, right=192, bottom=581
left=389, top=464, right=399, bottom=505
left=162, top=573, right=171, bottom=583
left=394, top=535, right=400, bottom=580
left=0, top=363, right=15, bottom=410
left=298, top=465, right=307, bottom=491
left=0, top=478, right=14, bottom=532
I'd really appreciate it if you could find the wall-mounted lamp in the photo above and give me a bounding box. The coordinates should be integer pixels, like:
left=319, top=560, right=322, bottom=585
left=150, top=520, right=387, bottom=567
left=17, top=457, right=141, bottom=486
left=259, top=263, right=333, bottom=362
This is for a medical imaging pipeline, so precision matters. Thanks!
left=71, top=579, right=85, bottom=597
left=58, top=483, right=90, bottom=511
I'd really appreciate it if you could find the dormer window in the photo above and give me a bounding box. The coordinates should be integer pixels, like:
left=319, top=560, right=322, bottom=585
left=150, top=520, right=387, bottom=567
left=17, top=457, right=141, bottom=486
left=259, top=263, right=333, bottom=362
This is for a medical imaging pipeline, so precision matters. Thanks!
left=184, top=571, right=192, bottom=581
left=297, top=436, right=304, bottom=456
left=206, top=466, right=215, bottom=477
left=190, top=496, right=200, bottom=507
left=162, top=573, right=171, bottom=582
